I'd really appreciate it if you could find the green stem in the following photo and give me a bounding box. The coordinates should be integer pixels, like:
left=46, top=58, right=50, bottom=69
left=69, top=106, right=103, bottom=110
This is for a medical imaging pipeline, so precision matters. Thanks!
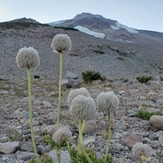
left=79, top=119, right=92, bottom=163
left=56, top=147, right=61, bottom=163
left=104, top=113, right=111, bottom=162
left=27, top=68, right=40, bottom=163
left=66, top=141, right=72, bottom=163
left=77, top=119, right=85, bottom=155
left=57, top=52, right=63, bottom=129
left=77, top=136, right=82, bottom=155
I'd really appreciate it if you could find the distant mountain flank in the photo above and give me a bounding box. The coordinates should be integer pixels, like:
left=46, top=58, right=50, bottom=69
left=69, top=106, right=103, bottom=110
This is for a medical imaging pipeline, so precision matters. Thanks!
left=49, top=12, right=163, bottom=42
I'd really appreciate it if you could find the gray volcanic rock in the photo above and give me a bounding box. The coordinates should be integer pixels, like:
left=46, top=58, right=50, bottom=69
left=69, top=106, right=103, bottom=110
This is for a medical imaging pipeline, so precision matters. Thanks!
left=0, top=142, right=20, bottom=154
left=123, top=134, right=143, bottom=149
left=150, top=115, right=163, bottom=131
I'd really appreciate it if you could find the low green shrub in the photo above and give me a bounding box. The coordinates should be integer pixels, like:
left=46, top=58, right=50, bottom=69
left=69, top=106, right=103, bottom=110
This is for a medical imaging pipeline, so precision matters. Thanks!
left=69, top=147, right=112, bottom=163
left=135, top=110, right=163, bottom=120
left=93, top=50, right=105, bottom=54
left=82, top=70, right=106, bottom=83
left=117, top=56, right=124, bottom=60
left=136, top=76, right=152, bottom=83
left=28, top=154, right=53, bottom=163
left=43, top=135, right=113, bottom=163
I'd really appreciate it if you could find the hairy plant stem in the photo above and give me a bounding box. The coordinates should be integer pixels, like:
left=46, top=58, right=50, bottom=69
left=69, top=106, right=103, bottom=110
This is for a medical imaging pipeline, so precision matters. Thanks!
left=56, top=147, right=61, bottom=163
left=66, top=141, right=72, bottom=163
left=27, top=68, right=40, bottom=163
left=57, top=52, right=63, bottom=129
left=79, top=119, right=92, bottom=163
left=105, top=113, right=111, bottom=162
left=77, top=120, right=85, bottom=155
left=77, top=136, right=82, bottom=155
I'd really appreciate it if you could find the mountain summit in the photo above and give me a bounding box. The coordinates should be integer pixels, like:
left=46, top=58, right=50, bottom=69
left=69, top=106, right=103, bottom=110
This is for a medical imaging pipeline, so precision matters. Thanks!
left=49, top=12, right=140, bottom=42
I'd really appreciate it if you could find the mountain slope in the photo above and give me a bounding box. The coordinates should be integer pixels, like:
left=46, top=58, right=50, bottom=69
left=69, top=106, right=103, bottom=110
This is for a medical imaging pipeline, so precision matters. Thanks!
left=0, top=15, right=163, bottom=80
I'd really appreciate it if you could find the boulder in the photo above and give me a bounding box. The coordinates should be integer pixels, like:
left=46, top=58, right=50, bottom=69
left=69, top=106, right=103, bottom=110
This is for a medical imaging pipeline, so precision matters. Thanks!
left=150, top=115, right=163, bottom=131
left=0, top=142, right=20, bottom=154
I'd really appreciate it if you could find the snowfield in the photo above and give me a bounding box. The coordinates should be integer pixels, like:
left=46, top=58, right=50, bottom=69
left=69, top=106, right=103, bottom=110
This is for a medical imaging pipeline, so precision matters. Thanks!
left=111, top=22, right=139, bottom=34
left=74, top=26, right=105, bottom=38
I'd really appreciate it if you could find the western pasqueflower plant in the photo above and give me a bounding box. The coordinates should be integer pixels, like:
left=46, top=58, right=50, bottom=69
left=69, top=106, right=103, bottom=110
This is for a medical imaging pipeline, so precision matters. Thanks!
left=16, top=47, right=40, bottom=163
left=50, top=34, right=71, bottom=163
left=97, top=91, right=119, bottom=162
left=69, top=95, right=97, bottom=163
left=51, top=34, right=71, bottom=130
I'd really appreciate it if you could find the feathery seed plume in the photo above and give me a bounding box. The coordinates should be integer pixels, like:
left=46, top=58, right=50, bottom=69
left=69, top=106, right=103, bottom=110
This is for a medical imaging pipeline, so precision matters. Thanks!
left=16, top=47, right=40, bottom=69
left=96, top=91, right=119, bottom=114
left=52, top=127, right=72, bottom=145
left=51, top=34, right=71, bottom=53
left=132, top=142, right=152, bottom=159
left=70, top=95, right=96, bottom=121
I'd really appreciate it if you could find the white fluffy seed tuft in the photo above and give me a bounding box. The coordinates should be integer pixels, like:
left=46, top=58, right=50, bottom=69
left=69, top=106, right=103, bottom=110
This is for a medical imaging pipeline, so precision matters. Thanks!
left=16, top=47, right=40, bottom=69
left=132, top=142, right=152, bottom=158
left=51, top=34, right=71, bottom=53
left=67, top=87, right=90, bottom=107
left=69, top=95, right=96, bottom=121
left=96, top=91, right=119, bottom=114
left=52, top=127, right=72, bottom=145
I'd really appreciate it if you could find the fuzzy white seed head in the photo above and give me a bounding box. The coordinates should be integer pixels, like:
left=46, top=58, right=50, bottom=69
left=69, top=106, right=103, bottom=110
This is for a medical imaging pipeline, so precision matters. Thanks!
left=16, top=47, right=40, bottom=69
left=52, top=127, right=72, bottom=145
left=70, top=95, right=96, bottom=121
left=51, top=34, right=71, bottom=53
left=67, top=87, right=90, bottom=107
left=132, top=142, right=152, bottom=158
left=96, top=91, right=119, bottom=114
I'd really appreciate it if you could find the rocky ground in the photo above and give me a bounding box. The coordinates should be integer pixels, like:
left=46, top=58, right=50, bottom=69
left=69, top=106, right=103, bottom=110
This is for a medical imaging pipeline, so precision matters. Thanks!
left=0, top=71, right=163, bottom=163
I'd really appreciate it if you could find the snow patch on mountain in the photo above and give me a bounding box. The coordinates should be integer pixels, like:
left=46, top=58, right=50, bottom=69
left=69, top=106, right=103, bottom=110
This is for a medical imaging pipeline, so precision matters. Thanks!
left=111, top=22, right=139, bottom=34
left=74, top=26, right=105, bottom=38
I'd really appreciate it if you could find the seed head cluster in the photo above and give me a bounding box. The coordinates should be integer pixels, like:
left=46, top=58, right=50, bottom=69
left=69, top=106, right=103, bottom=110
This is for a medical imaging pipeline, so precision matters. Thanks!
left=16, top=47, right=40, bottom=69
left=51, top=34, right=71, bottom=53
left=132, top=142, right=152, bottom=158
left=69, top=95, right=96, bottom=121
left=96, top=91, right=119, bottom=114
left=52, top=127, right=72, bottom=145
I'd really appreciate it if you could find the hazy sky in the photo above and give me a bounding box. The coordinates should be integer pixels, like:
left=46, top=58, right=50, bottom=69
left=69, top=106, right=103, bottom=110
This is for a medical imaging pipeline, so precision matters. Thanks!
left=0, top=0, right=163, bottom=32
